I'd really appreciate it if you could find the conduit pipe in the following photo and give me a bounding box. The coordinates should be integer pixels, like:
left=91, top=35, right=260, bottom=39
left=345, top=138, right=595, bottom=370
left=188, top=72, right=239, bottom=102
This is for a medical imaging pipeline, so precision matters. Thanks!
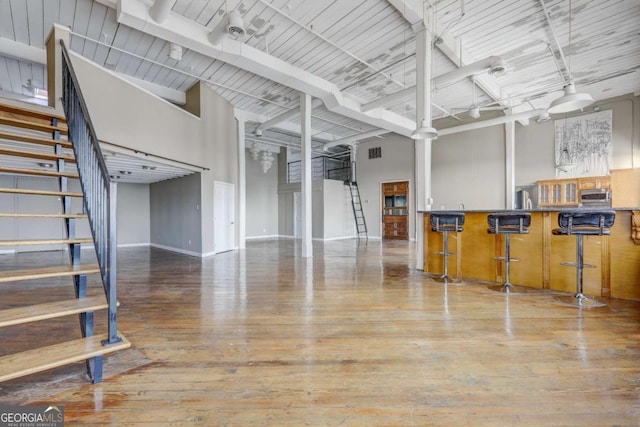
left=322, top=129, right=389, bottom=151
left=437, top=109, right=547, bottom=136
left=255, top=99, right=323, bottom=136
left=361, top=56, right=505, bottom=112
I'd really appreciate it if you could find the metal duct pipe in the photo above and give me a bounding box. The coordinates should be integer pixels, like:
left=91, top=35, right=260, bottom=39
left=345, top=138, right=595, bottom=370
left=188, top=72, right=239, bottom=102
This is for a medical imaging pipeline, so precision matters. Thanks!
left=437, top=109, right=547, bottom=136
left=255, top=99, right=323, bottom=136
left=148, top=0, right=176, bottom=24
left=361, top=56, right=505, bottom=112
left=322, top=129, right=389, bottom=151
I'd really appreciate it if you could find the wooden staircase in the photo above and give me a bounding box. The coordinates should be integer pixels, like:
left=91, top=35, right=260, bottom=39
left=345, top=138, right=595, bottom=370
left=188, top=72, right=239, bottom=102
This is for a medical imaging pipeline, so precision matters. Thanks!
left=0, top=102, right=129, bottom=384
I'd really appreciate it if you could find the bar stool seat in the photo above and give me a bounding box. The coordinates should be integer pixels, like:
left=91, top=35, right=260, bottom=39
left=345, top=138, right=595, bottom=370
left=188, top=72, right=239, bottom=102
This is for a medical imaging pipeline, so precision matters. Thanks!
left=553, top=210, right=615, bottom=308
left=487, top=212, right=534, bottom=293
left=430, top=212, right=465, bottom=283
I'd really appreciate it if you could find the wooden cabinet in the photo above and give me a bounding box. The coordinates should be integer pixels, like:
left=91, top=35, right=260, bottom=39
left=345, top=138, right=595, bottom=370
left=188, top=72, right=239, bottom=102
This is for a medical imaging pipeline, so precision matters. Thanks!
left=611, top=168, right=640, bottom=207
left=537, top=175, right=613, bottom=207
left=538, top=179, right=578, bottom=207
left=578, top=176, right=611, bottom=190
left=382, top=181, right=408, bottom=240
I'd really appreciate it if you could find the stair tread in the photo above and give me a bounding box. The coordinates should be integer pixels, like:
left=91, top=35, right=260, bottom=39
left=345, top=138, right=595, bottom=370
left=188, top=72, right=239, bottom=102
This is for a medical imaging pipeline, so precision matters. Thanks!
left=0, top=116, right=68, bottom=135
left=0, top=212, right=87, bottom=219
left=0, top=130, right=71, bottom=148
left=0, top=332, right=130, bottom=382
left=0, top=103, right=66, bottom=123
left=0, top=187, right=83, bottom=197
left=0, top=238, right=93, bottom=246
left=0, top=147, right=75, bottom=163
left=0, top=166, right=79, bottom=178
left=0, top=263, right=100, bottom=283
left=0, top=295, right=108, bottom=327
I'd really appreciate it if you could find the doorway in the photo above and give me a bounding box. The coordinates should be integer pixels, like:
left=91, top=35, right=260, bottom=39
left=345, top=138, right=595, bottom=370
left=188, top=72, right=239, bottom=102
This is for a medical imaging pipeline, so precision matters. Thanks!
left=214, top=181, right=235, bottom=253
left=381, top=181, right=409, bottom=240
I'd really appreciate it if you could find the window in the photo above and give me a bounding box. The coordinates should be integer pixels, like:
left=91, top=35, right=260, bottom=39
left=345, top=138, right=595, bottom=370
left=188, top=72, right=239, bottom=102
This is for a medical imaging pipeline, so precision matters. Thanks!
left=368, top=147, right=381, bottom=159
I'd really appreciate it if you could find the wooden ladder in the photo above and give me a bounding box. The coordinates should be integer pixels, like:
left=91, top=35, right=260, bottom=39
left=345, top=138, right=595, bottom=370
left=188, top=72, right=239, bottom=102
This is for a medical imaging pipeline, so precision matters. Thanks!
left=0, top=102, right=129, bottom=384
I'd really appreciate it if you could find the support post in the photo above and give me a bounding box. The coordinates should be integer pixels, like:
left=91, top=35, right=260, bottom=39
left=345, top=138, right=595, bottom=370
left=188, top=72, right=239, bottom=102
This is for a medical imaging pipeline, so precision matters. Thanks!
left=300, top=93, right=313, bottom=258
left=505, top=121, right=516, bottom=209
left=237, top=117, right=246, bottom=249
left=414, top=17, right=434, bottom=270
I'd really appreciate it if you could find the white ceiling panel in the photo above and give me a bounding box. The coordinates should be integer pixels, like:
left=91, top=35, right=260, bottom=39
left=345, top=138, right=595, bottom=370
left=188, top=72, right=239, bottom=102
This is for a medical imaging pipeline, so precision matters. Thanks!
left=0, top=0, right=637, bottom=153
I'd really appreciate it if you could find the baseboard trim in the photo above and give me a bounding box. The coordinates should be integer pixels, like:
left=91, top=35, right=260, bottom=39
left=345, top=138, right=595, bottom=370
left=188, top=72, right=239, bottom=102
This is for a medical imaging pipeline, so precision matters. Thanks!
left=246, top=235, right=282, bottom=240
left=118, top=243, right=150, bottom=248
left=0, top=249, right=16, bottom=255
left=150, top=243, right=204, bottom=258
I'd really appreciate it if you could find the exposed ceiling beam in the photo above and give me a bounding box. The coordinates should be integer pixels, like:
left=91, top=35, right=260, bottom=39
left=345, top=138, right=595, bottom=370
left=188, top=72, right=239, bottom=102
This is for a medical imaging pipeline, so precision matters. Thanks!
left=323, top=129, right=389, bottom=151
left=361, top=55, right=505, bottom=112
left=255, top=99, right=323, bottom=136
left=438, top=109, right=547, bottom=136
left=116, top=0, right=416, bottom=136
left=387, top=0, right=507, bottom=111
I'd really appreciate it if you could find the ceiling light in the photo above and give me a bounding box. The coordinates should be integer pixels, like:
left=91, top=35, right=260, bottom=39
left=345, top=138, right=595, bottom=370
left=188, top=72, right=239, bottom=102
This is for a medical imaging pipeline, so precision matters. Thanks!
left=142, top=165, right=156, bottom=170
left=227, top=11, right=246, bottom=37
left=488, top=59, right=506, bottom=76
left=38, top=162, right=54, bottom=168
left=254, top=129, right=263, bottom=137
left=469, top=106, right=481, bottom=119
left=168, top=42, right=182, bottom=61
left=410, top=120, right=438, bottom=140
left=119, top=170, right=132, bottom=175
left=548, top=81, right=594, bottom=114
left=536, top=111, right=551, bottom=123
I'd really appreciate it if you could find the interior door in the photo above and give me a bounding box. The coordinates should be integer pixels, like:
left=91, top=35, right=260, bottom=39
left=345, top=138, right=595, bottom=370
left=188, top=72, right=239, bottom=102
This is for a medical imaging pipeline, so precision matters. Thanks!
left=214, top=181, right=235, bottom=253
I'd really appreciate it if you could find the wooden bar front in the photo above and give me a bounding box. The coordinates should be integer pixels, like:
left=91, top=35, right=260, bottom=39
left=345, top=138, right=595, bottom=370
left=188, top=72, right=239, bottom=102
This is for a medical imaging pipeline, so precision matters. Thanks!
left=423, top=209, right=640, bottom=301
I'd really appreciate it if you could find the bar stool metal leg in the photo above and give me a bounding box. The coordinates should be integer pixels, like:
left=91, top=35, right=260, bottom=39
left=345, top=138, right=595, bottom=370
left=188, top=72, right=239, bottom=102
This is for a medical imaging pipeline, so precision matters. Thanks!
left=554, top=234, right=606, bottom=308
left=488, top=233, right=535, bottom=294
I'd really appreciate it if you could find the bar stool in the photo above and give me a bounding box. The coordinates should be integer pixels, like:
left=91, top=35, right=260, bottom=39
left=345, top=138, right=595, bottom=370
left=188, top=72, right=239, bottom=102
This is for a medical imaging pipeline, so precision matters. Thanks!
left=553, top=210, right=615, bottom=308
left=430, top=212, right=465, bottom=283
left=487, top=212, right=533, bottom=293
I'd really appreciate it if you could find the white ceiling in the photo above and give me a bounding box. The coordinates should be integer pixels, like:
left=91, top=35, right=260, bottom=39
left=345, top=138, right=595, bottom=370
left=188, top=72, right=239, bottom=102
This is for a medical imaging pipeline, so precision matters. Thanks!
left=0, top=0, right=639, bottom=156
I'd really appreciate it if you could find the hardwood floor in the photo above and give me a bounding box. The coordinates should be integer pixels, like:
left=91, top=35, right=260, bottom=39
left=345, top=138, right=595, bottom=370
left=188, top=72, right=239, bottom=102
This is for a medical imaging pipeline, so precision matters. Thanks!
left=1, top=239, right=639, bottom=426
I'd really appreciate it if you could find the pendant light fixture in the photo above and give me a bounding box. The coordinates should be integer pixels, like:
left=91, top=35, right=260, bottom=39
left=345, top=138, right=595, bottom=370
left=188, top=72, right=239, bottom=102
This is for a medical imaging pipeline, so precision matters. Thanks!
left=540, top=0, right=594, bottom=114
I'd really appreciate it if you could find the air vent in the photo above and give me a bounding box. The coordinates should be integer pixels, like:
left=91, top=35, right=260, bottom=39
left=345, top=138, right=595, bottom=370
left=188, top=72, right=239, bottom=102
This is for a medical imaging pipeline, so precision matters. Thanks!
left=368, top=147, right=382, bottom=159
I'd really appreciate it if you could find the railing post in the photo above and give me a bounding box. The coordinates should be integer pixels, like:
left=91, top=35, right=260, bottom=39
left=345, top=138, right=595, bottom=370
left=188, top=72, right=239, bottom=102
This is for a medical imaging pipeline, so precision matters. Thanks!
left=103, top=181, right=121, bottom=345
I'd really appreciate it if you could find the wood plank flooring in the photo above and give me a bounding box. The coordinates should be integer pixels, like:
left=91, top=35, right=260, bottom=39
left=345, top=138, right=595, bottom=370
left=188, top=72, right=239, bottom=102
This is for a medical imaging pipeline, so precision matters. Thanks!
left=1, top=239, right=639, bottom=426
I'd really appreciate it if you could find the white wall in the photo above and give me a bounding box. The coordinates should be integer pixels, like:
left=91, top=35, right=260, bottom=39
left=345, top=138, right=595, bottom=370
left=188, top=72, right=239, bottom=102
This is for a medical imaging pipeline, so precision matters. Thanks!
left=117, top=183, right=150, bottom=245
left=246, top=150, right=279, bottom=238
left=71, top=53, right=238, bottom=255
left=356, top=134, right=416, bottom=239
left=430, top=94, right=640, bottom=210
left=322, top=179, right=356, bottom=239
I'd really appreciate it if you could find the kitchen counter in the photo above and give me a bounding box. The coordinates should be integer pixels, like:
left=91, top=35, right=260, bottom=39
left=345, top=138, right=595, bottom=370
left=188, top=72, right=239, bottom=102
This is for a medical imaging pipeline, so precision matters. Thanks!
left=421, top=208, right=640, bottom=301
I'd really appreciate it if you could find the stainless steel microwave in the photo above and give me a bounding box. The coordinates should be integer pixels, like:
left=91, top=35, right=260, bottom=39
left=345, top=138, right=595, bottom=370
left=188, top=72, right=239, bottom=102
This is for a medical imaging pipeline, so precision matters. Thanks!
left=579, top=188, right=612, bottom=207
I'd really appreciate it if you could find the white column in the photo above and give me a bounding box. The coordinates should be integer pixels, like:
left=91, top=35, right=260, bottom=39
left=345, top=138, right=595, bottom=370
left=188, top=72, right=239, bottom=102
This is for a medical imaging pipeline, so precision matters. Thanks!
left=414, top=19, right=434, bottom=271
left=237, top=117, right=246, bottom=249
left=505, top=121, right=515, bottom=209
left=300, top=93, right=313, bottom=258
left=350, top=145, right=357, bottom=183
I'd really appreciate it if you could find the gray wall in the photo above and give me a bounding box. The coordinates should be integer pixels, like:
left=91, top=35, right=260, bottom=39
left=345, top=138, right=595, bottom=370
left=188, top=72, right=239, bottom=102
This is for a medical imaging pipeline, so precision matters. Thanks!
left=72, top=52, right=238, bottom=255
left=150, top=173, right=202, bottom=254
left=357, top=134, right=416, bottom=239
left=432, top=125, right=505, bottom=210
left=431, top=93, right=640, bottom=210
left=246, top=150, right=279, bottom=238
left=117, top=183, right=150, bottom=245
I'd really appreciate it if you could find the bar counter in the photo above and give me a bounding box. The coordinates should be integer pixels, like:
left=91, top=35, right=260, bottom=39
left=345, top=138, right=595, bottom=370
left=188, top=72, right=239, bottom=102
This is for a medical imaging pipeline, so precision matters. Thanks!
left=421, top=208, right=640, bottom=301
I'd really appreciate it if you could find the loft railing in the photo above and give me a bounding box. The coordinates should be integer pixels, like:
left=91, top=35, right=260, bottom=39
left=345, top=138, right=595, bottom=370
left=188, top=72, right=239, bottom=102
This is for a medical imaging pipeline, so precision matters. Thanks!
left=60, top=40, right=121, bottom=345
left=288, top=156, right=350, bottom=183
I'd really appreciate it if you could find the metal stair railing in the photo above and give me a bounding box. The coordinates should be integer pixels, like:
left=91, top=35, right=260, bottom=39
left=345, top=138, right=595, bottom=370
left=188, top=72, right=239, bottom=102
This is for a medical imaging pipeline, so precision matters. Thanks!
left=60, top=40, right=121, bottom=348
